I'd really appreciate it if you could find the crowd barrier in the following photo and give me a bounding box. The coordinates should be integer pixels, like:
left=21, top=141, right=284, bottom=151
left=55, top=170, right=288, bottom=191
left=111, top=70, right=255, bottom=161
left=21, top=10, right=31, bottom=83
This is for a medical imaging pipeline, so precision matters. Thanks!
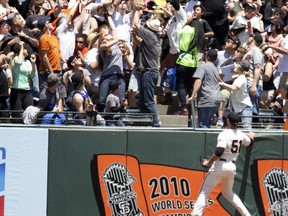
left=0, top=110, right=154, bottom=127
left=0, top=126, right=287, bottom=216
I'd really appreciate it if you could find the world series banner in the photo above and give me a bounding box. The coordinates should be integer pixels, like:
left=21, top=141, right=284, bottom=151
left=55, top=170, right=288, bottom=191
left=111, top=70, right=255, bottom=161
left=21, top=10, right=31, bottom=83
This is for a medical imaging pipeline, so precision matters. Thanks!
left=96, top=154, right=229, bottom=216
left=0, top=128, right=48, bottom=216
left=46, top=130, right=288, bottom=216
left=96, top=156, right=288, bottom=216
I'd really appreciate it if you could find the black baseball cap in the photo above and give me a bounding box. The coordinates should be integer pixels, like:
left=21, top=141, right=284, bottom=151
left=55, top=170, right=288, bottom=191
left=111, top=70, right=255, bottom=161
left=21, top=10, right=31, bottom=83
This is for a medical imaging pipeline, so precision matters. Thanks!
left=207, top=49, right=218, bottom=61
left=228, top=33, right=241, bottom=47
left=227, top=112, right=241, bottom=125
left=251, top=32, right=263, bottom=46
left=243, top=2, right=256, bottom=10
left=37, top=16, right=51, bottom=30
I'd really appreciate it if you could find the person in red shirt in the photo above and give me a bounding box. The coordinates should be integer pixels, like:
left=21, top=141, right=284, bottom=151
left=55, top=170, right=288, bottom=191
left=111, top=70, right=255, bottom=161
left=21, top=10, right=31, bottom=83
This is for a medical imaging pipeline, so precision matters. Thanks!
left=74, top=33, right=89, bottom=65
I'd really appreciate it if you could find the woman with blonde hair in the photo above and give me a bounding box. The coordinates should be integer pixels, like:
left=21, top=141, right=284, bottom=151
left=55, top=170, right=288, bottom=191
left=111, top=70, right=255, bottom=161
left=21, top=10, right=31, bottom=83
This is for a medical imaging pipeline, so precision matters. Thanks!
left=118, top=39, right=134, bottom=89
left=219, top=62, right=253, bottom=129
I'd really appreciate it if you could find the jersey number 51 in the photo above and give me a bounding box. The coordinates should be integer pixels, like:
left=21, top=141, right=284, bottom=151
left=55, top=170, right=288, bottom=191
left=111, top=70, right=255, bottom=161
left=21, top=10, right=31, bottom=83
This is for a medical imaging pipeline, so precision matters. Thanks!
left=231, top=140, right=242, bottom=153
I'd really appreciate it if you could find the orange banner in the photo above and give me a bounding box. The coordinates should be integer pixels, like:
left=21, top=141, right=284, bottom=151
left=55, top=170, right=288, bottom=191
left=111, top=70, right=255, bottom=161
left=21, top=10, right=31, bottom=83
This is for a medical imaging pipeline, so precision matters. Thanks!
left=96, top=154, right=230, bottom=215
left=257, top=160, right=288, bottom=216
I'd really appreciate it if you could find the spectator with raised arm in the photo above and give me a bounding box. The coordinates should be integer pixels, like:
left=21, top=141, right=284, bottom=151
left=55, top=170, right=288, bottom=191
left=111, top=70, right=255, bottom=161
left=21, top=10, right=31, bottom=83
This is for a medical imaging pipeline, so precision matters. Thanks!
left=73, top=33, right=89, bottom=65
left=96, top=15, right=125, bottom=112
left=159, top=0, right=186, bottom=105
left=231, top=3, right=261, bottom=46
left=1, top=12, right=39, bottom=55
left=85, top=32, right=102, bottom=104
left=63, top=55, right=91, bottom=110
left=38, top=16, right=67, bottom=95
left=219, top=61, right=253, bottom=129
left=174, top=19, right=205, bottom=115
left=216, top=34, right=241, bottom=127
left=55, top=2, right=83, bottom=61
left=0, top=53, right=11, bottom=122
left=269, top=29, right=288, bottom=91
left=243, top=32, right=264, bottom=123
left=131, top=0, right=161, bottom=127
left=10, top=42, right=36, bottom=121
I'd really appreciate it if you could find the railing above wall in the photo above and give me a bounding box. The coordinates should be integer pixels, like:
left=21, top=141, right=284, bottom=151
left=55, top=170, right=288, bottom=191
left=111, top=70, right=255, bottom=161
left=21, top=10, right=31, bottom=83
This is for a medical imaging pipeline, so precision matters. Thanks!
left=0, top=110, right=154, bottom=127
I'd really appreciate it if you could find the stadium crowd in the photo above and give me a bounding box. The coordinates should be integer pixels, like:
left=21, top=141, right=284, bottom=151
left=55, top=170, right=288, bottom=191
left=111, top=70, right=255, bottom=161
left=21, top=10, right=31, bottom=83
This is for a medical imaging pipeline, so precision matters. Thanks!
left=0, top=0, right=287, bottom=128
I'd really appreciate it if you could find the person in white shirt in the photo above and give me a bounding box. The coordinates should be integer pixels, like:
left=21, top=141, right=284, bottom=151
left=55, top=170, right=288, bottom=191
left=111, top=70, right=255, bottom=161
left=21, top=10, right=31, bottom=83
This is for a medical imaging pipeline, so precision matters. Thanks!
left=219, top=62, right=253, bottom=129
left=160, top=0, right=186, bottom=104
left=192, top=112, right=255, bottom=216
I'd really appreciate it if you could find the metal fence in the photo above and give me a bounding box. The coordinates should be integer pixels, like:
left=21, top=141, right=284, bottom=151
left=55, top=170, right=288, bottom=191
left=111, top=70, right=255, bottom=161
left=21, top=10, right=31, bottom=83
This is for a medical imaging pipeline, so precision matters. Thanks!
left=189, top=100, right=286, bottom=130
left=0, top=110, right=154, bottom=127
left=0, top=107, right=286, bottom=129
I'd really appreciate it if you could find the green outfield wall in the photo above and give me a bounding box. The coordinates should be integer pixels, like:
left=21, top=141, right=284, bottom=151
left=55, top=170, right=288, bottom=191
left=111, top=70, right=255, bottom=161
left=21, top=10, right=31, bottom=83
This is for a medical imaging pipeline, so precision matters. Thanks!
left=47, top=129, right=288, bottom=216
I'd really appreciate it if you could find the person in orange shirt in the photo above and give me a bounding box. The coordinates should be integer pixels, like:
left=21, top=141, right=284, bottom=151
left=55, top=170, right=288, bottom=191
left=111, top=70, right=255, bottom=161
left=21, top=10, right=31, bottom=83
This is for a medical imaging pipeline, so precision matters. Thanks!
left=47, top=0, right=75, bottom=35
left=38, top=16, right=67, bottom=94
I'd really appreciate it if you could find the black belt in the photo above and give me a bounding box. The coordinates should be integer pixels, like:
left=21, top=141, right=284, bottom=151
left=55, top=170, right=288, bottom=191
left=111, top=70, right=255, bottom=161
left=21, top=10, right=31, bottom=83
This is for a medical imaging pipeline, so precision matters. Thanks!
left=220, top=158, right=235, bottom=163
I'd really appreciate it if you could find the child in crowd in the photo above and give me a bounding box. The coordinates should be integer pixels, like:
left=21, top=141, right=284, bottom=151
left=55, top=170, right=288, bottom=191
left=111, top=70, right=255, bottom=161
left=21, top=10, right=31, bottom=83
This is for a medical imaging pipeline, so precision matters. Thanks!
left=193, top=5, right=214, bottom=43
left=104, top=80, right=128, bottom=126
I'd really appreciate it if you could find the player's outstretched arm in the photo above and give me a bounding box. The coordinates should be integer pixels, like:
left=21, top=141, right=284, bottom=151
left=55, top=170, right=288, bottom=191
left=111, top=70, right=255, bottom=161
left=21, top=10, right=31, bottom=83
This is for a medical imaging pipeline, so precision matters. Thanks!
left=246, top=132, right=255, bottom=145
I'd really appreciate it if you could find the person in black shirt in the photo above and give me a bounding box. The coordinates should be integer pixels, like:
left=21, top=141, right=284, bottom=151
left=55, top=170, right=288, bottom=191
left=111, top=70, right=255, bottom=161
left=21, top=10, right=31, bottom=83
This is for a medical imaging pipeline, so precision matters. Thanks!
left=0, top=12, right=38, bottom=55
left=200, top=0, right=230, bottom=50
left=0, top=54, right=11, bottom=122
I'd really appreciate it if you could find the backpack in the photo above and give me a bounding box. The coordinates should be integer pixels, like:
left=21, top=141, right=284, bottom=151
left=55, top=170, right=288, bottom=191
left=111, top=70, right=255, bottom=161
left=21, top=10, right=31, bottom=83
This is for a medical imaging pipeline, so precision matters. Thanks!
left=160, top=66, right=177, bottom=92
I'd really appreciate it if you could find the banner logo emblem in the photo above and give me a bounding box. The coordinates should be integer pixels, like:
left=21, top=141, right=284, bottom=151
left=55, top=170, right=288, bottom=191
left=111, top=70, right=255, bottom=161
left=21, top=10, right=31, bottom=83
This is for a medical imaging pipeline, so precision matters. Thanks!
left=102, top=163, right=143, bottom=216
left=262, top=168, right=288, bottom=215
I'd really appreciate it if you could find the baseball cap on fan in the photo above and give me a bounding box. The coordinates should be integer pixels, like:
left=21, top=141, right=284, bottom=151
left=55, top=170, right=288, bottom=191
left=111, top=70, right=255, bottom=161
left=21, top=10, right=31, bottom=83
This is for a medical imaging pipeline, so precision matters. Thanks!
left=207, top=49, right=218, bottom=62
left=227, top=33, right=241, bottom=47
left=251, top=32, right=263, bottom=46
left=243, top=2, right=256, bottom=10
left=37, top=16, right=51, bottom=30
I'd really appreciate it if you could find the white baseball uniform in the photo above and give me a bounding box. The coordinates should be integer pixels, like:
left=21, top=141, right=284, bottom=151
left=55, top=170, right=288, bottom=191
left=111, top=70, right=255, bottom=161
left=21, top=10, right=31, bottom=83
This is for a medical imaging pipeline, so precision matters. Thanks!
left=192, top=128, right=252, bottom=216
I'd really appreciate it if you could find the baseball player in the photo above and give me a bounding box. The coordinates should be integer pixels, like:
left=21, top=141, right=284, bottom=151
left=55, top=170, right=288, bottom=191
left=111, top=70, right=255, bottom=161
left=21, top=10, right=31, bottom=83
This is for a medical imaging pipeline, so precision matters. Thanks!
left=192, top=112, right=255, bottom=216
